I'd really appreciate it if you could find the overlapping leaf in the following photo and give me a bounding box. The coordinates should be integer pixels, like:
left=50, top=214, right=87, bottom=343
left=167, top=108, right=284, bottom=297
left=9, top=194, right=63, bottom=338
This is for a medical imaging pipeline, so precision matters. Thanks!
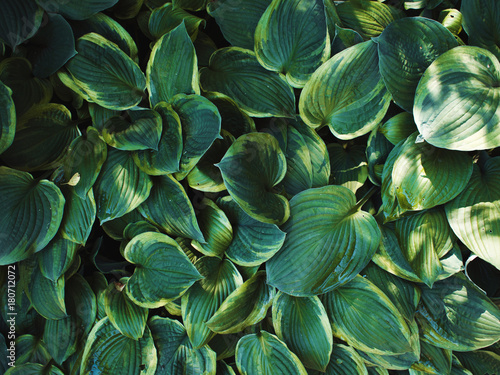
left=37, top=0, right=120, bottom=20
left=328, top=143, right=368, bottom=193
left=148, top=3, right=205, bottom=39
left=0, top=80, right=15, bottom=154
left=0, top=0, right=43, bottom=48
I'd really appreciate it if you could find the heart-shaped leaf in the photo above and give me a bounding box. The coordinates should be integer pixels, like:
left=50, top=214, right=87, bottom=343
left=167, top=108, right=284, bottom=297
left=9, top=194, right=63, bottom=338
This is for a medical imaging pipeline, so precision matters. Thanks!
left=267, top=185, right=380, bottom=296
left=0, top=80, right=15, bottom=154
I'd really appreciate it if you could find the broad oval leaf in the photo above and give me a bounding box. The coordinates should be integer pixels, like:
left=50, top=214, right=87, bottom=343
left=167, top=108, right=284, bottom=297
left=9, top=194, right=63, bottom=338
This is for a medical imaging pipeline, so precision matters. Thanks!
left=217, top=132, right=290, bottom=225
left=26, top=264, right=67, bottom=320
left=43, top=317, right=78, bottom=365
left=0, top=0, right=43, bottom=48
left=366, top=125, right=394, bottom=186
left=272, top=292, right=332, bottom=371
left=94, top=148, right=152, bottom=223
left=236, top=331, right=307, bottom=375
left=123, top=232, right=203, bottom=308
left=255, top=0, right=330, bottom=88
left=376, top=17, right=458, bottom=112
left=37, top=236, right=79, bottom=282
left=445, top=156, right=500, bottom=270
left=80, top=317, right=157, bottom=374
left=322, top=275, right=413, bottom=356
left=411, top=340, right=452, bottom=374
left=199, top=47, right=295, bottom=118
left=378, top=112, right=417, bottom=146
left=181, top=257, right=243, bottom=348
left=38, top=0, right=120, bottom=20
left=66, top=33, right=146, bottom=110
left=58, top=186, right=96, bottom=245
left=267, top=185, right=381, bottom=296
left=416, top=272, right=500, bottom=351
left=454, top=350, right=500, bottom=375
left=206, top=271, right=275, bottom=334
left=148, top=3, right=205, bottom=40
left=0, top=167, right=65, bottom=265
left=146, top=23, right=199, bottom=107
left=309, top=344, right=368, bottom=375
left=414, top=46, right=500, bottom=151
left=299, top=40, right=391, bottom=139
left=0, top=80, right=15, bottom=154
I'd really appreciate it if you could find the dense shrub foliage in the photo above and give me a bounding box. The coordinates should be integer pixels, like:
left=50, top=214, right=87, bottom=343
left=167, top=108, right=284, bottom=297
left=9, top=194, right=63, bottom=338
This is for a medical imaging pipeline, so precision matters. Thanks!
left=0, top=0, right=499, bottom=374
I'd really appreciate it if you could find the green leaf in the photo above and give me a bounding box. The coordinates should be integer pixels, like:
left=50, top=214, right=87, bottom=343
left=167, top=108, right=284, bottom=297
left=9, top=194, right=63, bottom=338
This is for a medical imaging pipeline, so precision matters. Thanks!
left=328, top=143, right=368, bottom=193
left=416, top=272, right=500, bottom=351
left=43, top=316, right=79, bottom=365
left=66, top=272, right=98, bottom=336
left=309, top=344, right=368, bottom=375
left=455, top=350, right=500, bottom=375
left=414, top=46, right=500, bottom=151
left=323, top=275, right=414, bottom=356
left=133, top=102, right=182, bottom=175
left=461, top=0, right=500, bottom=60
left=0, top=80, right=15, bottom=154
left=103, top=108, right=162, bottom=151
left=58, top=187, right=96, bottom=245
left=446, top=157, right=500, bottom=270
left=37, top=236, right=79, bottom=282
left=1, top=103, right=80, bottom=172
left=331, top=24, right=364, bottom=54
left=112, top=0, right=145, bottom=19
left=173, top=0, right=207, bottom=11
left=104, top=279, right=148, bottom=340
left=217, top=196, right=286, bottom=267
left=102, top=209, right=144, bottom=241
left=27, top=266, right=67, bottom=320
left=411, top=340, right=451, bottom=374
left=199, top=47, right=296, bottom=118
left=14, top=334, right=51, bottom=366
left=366, top=125, right=394, bottom=186
left=182, top=257, right=243, bottom=348
left=146, top=23, right=199, bottom=107
left=207, top=0, right=272, bottom=50
left=194, top=32, right=218, bottom=68
left=148, top=316, right=217, bottom=374
left=123, top=232, right=202, bottom=308
left=171, top=94, right=222, bottom=180
left=5, top=363, right=64, bottom=375
left=81, top=317, right=157, bottom=374
left=138, top=174, right=204, bottom=242
left=26, top=14, right=77, bottom=78
left=66, top=33, right=146, bottom=110
left=336, top=0, right=404, bottom=40
left=254, top=0, right=330, bottom=88
left=299, top=40, right=391, bottom=139
left=0, top=0, right=43, bottom=48
left=206, top=271, right=275, bottom=334
left=376, top=17, right=458, bottom=112
left=148, top=3, right=205, bottom=39
left=0, top=167, right=65, bottom=265
left=63, top=126, right=107, bottom=199
left=272, top=292, right=333, bottom=371
left=267, top=185, right=380, bottom=296
left=38, top=0, right=120, bottom=20
left=217, top=132, right=290, bottom=225
left=235, top=331, right=307, bottom=375
left=378, top=112, right=417, bottom=146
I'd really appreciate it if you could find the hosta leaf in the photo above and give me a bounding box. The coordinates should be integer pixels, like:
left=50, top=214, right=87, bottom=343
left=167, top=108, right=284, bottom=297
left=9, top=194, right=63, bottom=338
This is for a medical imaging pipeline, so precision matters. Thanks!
left=323, top=275, right=413, bottom=356
left=15, top=334, right=51, bottom=366
left=138, top=174, right=204, bottom=242
left=0, top=167, right=65, bottom=265
left=103, top=108, right=162, bottom=151
left=66, top=33, right=146, bottom=110
left=217, top=132, right=289, bottom=225
left=267, top=185, right=380, bottom=296
left=416, top=272, right=500, bottom=351
left=376, top=17, right=458, bottom=112
left=104, top=279, right=148, bottom=340
left=439, top=8, right=463, bottom=36
left=207, top=0, right=271, bottom=50
left=0, top=80, right=15, bottom=154
left=366, top=125, right=394, bottom=186
left=454, top=350, right=500, bottom=375
left=123, top=232, right=202, bottom=308
left=236, top=331, right=307, bottom=375
left=148, top=3, right=205, bottom=39
left=299, top=40, right=391, bottom=139
left=378, top=112, right=417, bottom=146
left=272, top=292, right=332, bottom=371
left=112, top=0, right=144, bottom=19
left=194, top=32, right=217, bottom=68
left=191, top=199, right=233, bottom=258
left=38, top=0, right=120, bottom=20
left=63, top=126, right=107, bottom=199
left=331, top=24, right=364, bottom=54
left=309, top=344, right=368, bottom=375
left=149, top=316, right=217, bottom=374
left=94, top=148, right=152, bottom=223
left=65, top=273, right=97, bottom=337
left=461, top=0, right=500, bottom=60
left=0, top=57, right=52, bottom=115
left=254, top=0, right=330, bottom=88
left=43, top=316, right=79, bottom=365
left=217, top=196, right=285, bottom=267
left=146, top=23, right=199, bottom=107
left=182, top=257, right=243, bottom=348
left=414, top=46, right=500, bottom=151
left=217, top=361, right=236, bottom=375
left=38, top=236, right=79, bottom=282
left=102, top=209, right=144, bottom=241
left=335, top=0, right=403, bottom=39
left=171, top=94, right=222, bottom=180
left=1, top=104, right=80, bottom=172
left=27, top=266, right=67, bottom=320
left=173, top=0, right=207, bottom=11
left=5, top=363, right=64, bottom=375
left=328, top=143, right=368, bottom=193
left=81, top=317, right=157, bottom=374
left=26, top=14, right=77, bottom=78
left=445, top=157, right=500, bottom=270
left=206, top=271, right=275, bottom=334
left=0, top=0, right=43, bottom=48
left=199, top=47, right=295, bottom=118
left=58, top=187, right=96, bottom=245
left=411, top=340, right=451, bottom=374
left=133, top=102, right=182, bottom=175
